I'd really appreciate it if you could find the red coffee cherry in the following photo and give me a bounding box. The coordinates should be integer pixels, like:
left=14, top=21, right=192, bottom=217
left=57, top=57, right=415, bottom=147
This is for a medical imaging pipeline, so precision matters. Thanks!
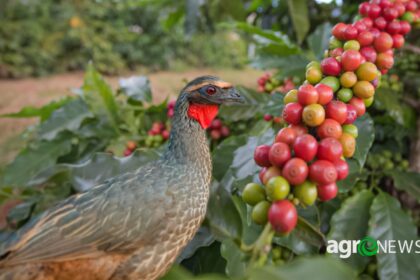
left=275, top=127, right=297, bottom=146
left=334, top=159, right=349, bottom=180
left=317, top=137, right=343, bottom=162
left=315, top=84, right=334, bottom=105
left=326, top=101, right=348, bottom=124
left=282, top=158, right=309, bottom=185
left=268, top=200, right=298, bottom=234
left=269, top=142, right=291, bottom=167
left=254, top=145, right=271, bottom=167
left=317, top=118, right=343, bottom=139
left=309, top=160, right=338, bottom=185
left=293, top=134, right=318, bottom=162
left=317, top=182, right=338, bottom=201
left=283, top=102, right=303, bottom=125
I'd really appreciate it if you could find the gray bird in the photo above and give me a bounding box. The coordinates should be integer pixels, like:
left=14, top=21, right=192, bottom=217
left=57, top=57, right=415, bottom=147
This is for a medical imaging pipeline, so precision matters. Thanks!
left=0, top=76, right=243, bottom=280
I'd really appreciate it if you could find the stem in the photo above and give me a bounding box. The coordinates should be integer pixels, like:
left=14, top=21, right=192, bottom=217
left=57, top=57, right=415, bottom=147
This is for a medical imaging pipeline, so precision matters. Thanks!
left=250, top=223, right=275, bottom=266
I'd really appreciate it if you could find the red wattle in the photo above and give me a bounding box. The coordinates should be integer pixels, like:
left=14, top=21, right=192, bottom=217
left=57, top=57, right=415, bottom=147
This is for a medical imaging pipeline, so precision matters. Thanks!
left=187, top=103, right=219, bottom=129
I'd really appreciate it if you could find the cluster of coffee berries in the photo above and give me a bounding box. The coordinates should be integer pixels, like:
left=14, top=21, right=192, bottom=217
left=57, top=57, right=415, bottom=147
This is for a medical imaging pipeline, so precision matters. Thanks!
left=167, top=100, right=176, bottom=118
left=263, top=114, right=283, bottom=123
left=208, top=119, right=230, bottom=141
left=123, top=140, right=137, bottom=157
left=257, top=73, right=296, bottom=94
left=145, top=121, right=170, bottom=148
left=242, top=0, right=419, bottom=235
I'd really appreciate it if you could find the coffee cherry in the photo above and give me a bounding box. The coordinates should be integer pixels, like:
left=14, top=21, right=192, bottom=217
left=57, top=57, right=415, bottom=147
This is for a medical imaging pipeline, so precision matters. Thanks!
left=341, top=50, right=362, bottom=71
left=317, top=182, right=338, bottom=201
left=374, top=32, right=393, bottom=52
left=302, top=104, right=325, bottom=127
left=123, top=149, right=132, bottom=157
left=266, top=176, right=290, bottom=201
left=262, top=166, right=283, bottom=185
left=126, top=141, right=137, bottom=151
left=343, top=25, right=358, bottom=40
left=357, top=31, right=374, bottom=46
left=360, top=47, right=377, bottom=63
left=353, top=81, right=375, bottom=99
left=359, top=2, right=370, bottom=16
left=374, top=17, right=387, bottom=30
left=386, top=21, right=401, bottom=35
left=399, top=20, right=411, bottom=34
left=288, top=124, right=308, bottom=137
left=343, top=124, right=358, bottom=138
left=294, top=181, right=317, bottom=206
left=162, top=130, right=170, bottom=140
left=349, top=97, right=366, bottom=117
left=309, top=160, right=338, bottom=185
left=376, top=53, right=394, bottom=70
left=383, top=7, right=398, bottom=21
left=317, top=119, right=343, bottom=139
left=252, top=201, right=270, bottom=225
left=211, top=119, right=222, bottom=129
left=210, top=130, right=221, bottom=140
left=406, top=1, right=418, bottom=12
left=361, top=17, right=373, bottom=29
left=340, top=72, right=358, bottom=88
left=337, top=88, right=354, bottom=102
left=392, top=34, right=405, bottom=49
left=364, top=96, right=374, bottom=107
left=269, top=142, right=291, bottom=167
left=282, top=158, right=309, bottom=185
left=284, top=89, right=298, bottom=104
left=340, top=133, right=356, bottom=158
left=268, top=200, right=298, bottom=234
left=353, top=21, right=367, bottom=33
left=326, top=101, right=348, bottom=124
left=306, top=67, right=323, bottom=84
left=320, top=76, right=340, bottom=92
left=330, top=47, right=344, bottom=58
left=298, top=84, right=319, bottom=105
left=356, top=62, right=378, bottom=81
left=314, top=84, right=334, bottom=105
left=332, top=23, right=347, bottom=40
left=283, top=103, right=303, bottom=125
left=368, top=4, right=381, bottom=19
left=275, top=127, right=297, bottom=146
left=254, top=145, right=271, bottom=167
left=293, top=134, right=318, bottom=162
left=321, top=57, right=341, bottom=76
left=334, top=159, right=349, bottom=180
left=259, top=168, right=267, bottom=184
left=344, top=104, right=358, bottom=124
left=394, top=3, right=406, bottom=16
left=264, top=114, right=273, bottom=121
left=220, top=126, right=230, bottom=137
left=242, top=183, right=266, bottom=206
left=317, top=137, right=343, bottom=162
left=343, top=40, right=360, bottom=51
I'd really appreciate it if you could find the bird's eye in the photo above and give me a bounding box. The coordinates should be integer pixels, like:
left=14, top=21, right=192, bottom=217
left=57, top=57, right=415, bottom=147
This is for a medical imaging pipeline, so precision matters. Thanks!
left=206, top=86, right=216, bottom=95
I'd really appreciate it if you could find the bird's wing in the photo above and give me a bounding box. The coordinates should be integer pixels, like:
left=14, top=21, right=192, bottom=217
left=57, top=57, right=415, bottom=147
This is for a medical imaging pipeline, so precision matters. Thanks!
left=0, top=163, right=175, bottom=266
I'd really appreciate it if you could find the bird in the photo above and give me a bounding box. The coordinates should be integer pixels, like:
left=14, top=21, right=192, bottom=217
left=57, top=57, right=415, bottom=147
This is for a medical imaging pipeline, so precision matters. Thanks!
left=0, top=76, right=244, bottom=280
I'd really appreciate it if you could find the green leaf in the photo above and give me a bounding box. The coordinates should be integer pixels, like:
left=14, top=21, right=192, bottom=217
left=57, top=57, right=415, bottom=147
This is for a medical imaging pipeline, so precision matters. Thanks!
left=368, top=192, right=419, bottom=280
left=1, top=136, right=73, bottom=187
left=387, top=170, right=420, bottom=203
left=328, top=190, right=375, bottom=271
left=248, top=256, right=356, bottom=280
left=38, top=98, right=93, bottom=140
left=287, top=0, right=310, bottom=44
left=251, top=55, right=308, bottom=79
left=163, top=265, right=228, bottom=280
left=0, top=97, right=72, bottom=122
left=353, top=114, right=375, bottom=168
left=119, top=76, right=152, bottom=103
left=206, top=181, right=242, bottom=240
left=212, top=135, right=248, bottom=181
left=177, top=226, right=215, bottom=262
left=82, top=63, right=119, bottom=131
left=29, top=149, right=161, bottom=192
left=375, top=87, right=416, bottom=128
left=234, top=22, right=297, bottom=47
left=220, top=239, right=247, bottom=278
left=181, top=241, right=226, bottom=275
left=307, top=23, right=332, bottom=59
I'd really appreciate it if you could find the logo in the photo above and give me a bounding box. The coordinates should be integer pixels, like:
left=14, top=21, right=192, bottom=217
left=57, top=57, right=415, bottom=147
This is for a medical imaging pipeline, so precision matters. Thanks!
left=326, top=237, right=420, bottom=259
left=357, top=236, right=378, bottom=256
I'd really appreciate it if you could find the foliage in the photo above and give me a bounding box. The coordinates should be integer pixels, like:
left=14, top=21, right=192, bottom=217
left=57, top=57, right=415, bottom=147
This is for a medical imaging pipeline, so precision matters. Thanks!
left=0, top=0, right=247, bottom=77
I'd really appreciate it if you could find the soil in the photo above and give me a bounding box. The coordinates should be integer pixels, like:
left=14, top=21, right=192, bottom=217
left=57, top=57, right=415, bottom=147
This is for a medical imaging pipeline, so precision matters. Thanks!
left=0, top=68, right=263, bottom=166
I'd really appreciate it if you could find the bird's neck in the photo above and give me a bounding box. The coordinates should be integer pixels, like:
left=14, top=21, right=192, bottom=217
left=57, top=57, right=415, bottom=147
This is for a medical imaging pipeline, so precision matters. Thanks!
left=163, top=94, right=215, bottom=167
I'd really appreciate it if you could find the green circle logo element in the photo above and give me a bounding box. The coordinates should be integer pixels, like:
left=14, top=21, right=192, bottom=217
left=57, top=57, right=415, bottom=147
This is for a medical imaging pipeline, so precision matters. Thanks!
left=357, top=236, right=378, bottom=257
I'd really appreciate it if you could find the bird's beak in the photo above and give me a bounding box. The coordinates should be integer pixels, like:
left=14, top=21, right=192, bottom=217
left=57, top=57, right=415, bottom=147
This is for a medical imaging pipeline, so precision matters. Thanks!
left=220, top=87, right=245, bottom=104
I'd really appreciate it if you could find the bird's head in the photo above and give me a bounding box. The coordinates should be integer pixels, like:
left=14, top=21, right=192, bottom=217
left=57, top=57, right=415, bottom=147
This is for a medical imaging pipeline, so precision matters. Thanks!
left=181, top=76, right=244, bottom=129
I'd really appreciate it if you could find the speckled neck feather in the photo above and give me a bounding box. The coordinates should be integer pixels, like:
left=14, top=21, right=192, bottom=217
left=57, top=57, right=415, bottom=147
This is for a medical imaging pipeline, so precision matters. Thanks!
left=163, top=93, right=213, bottom=168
